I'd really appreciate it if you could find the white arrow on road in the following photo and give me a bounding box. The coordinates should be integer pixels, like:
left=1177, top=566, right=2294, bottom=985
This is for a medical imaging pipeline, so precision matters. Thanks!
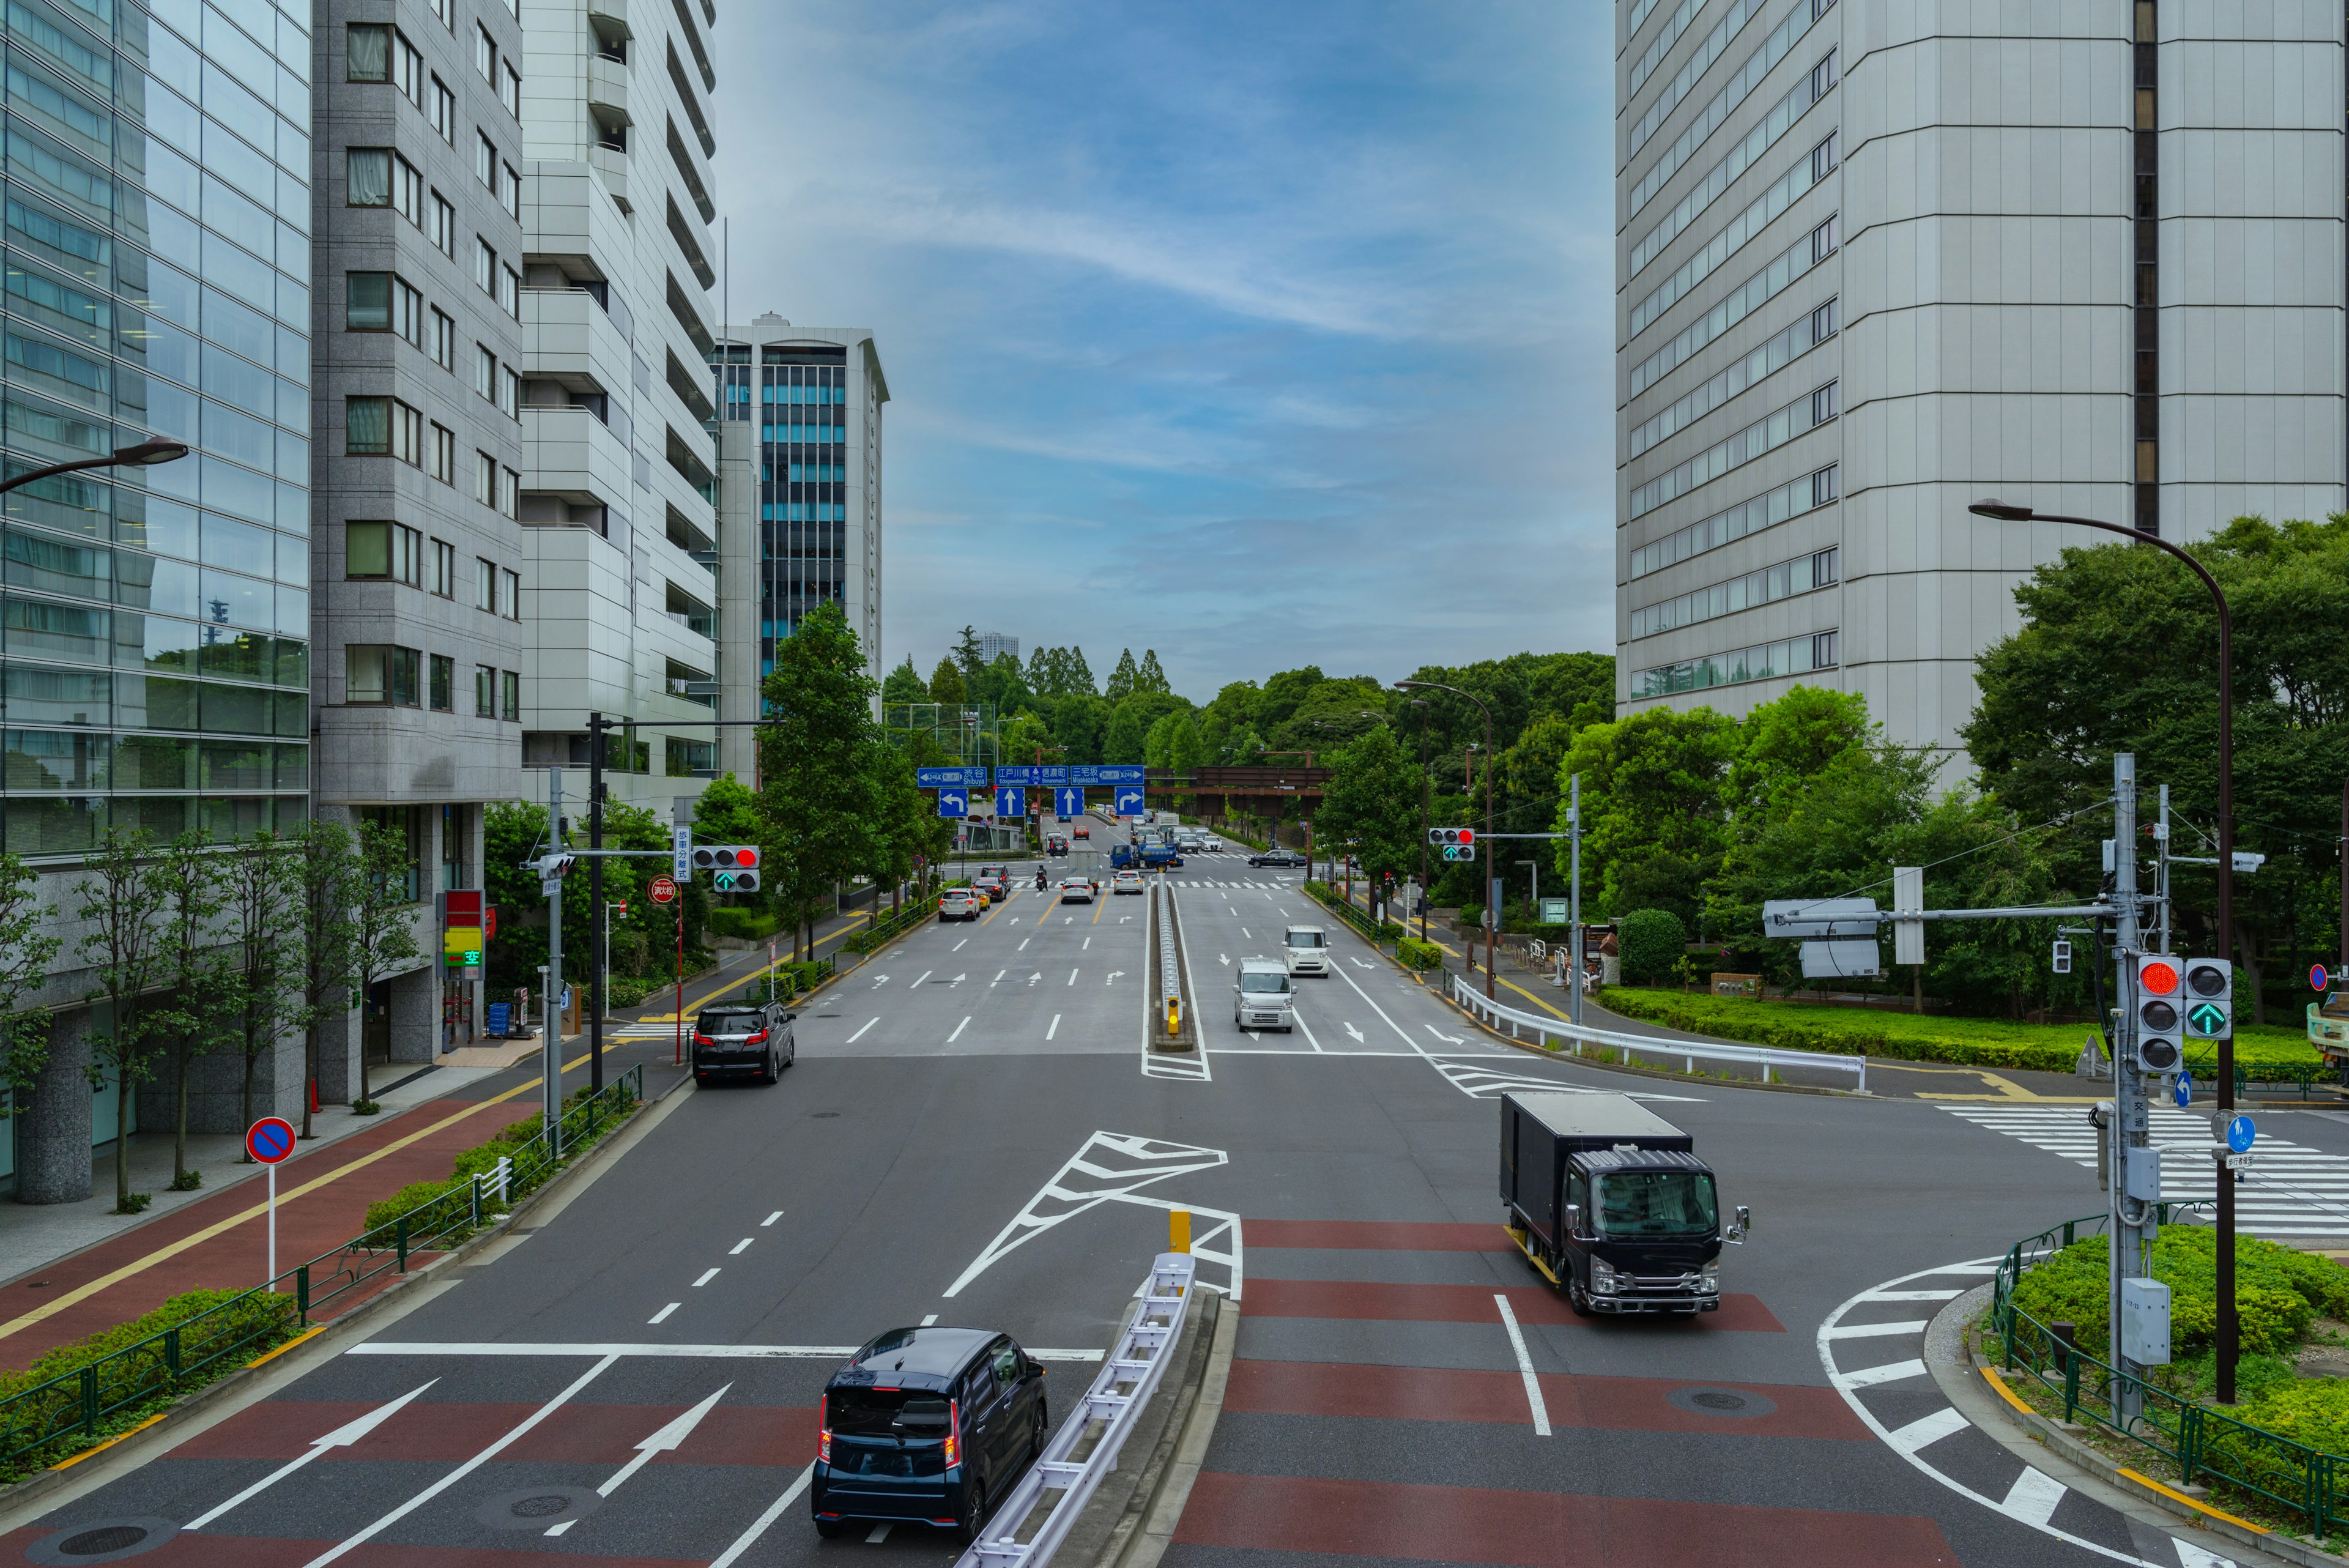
left=1352, top=957, right=1375, bottom=970
left=546, top=1384, right=732, bottom=1536
left=187, top=1381, right=439, bottom=1529
left=1029, top=972, right=1042, bottom=986
left=1106, top=970, right=1126, bottom=986
left=1218, top=954, right=1229, bottom=965
left=870, top=975, right=889, bottom=988
left=1425, top=1023, right=1466, bottom=1046
left=949, top=974, right=966, bottom=987
left=1344, top=1022, right=1365, bottom=1042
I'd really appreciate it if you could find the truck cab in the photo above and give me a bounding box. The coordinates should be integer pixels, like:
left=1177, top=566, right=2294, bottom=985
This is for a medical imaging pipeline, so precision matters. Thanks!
left=1500, top=1091, right=1748, bottom=1317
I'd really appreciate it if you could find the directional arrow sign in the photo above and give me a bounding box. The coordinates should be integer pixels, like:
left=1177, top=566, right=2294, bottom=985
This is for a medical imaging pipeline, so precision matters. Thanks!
left=186, top=1381, right=439, bottom=1529
left=1218, top=954, right=1229, bottom=965
left=2227, top=1115, right=2256, bottom=1154
left=2186, top=1001, right=2227, bottom=1038
left=1114, top=786, right=1145, bottom=816
left=938, top=788, right=968, bottom=819
left=1056, top=786, right=1085, bottom=817
left=546, top=1384, right=732, bottom=1536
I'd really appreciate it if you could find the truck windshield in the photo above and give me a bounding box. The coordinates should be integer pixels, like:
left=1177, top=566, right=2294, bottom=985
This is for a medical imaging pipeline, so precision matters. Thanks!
left=1241, top=973, right=1290, bottom=994
left=1594, top=1171, right=1718, bottom=1237
left=1288, top=932, right=1324, bottom=948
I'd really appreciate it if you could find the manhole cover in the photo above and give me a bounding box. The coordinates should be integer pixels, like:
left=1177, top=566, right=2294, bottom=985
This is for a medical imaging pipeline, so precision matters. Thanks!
left=1666, top=1384, right=1775, bottom=1419
left=475, top=1487, right=601, bottom=1531
left=28, top=1518, right=179, bottom=1564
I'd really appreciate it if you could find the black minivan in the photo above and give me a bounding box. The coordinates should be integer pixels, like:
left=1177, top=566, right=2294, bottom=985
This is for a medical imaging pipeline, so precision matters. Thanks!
left=690, top=1001, right=795, bottom=1085
left=812, top=1326, right=1048, bottom=1542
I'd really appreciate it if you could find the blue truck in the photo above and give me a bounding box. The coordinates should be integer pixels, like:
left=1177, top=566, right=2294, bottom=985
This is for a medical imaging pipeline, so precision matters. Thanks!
left=1111, top=841, right=1184, bottom=871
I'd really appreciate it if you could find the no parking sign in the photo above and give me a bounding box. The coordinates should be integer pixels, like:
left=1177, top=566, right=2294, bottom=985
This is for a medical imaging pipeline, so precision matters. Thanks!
left=248, top=1117, right=296, bottom=1289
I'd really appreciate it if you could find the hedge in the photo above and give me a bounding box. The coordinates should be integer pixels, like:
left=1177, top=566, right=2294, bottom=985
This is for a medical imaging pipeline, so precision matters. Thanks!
left=709, top=907, right=783, bottom=940
left=1600, top=987, right=2323, bottom=1074
left=1397, top=938, right=1445, bottom=973
left=362, top=1081, right=639, bottom=1235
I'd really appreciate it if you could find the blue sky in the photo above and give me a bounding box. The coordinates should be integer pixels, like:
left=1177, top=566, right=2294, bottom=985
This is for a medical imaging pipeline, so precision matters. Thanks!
left=711, top=1, right=1614, bottom=701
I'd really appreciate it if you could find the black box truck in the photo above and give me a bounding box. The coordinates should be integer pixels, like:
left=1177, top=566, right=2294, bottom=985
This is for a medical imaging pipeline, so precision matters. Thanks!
left=1500, top=1091, right=1749, bottom=1317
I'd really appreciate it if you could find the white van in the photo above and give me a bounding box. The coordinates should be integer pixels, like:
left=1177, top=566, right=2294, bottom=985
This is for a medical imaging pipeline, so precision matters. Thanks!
left=1284, top=924, right=1329, bottom=976
left=1234, top=959, right=1296, bottom=1031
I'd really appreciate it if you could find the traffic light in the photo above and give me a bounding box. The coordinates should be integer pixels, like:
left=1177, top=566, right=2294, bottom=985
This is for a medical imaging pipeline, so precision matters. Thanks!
left=2181, top=957, right=2232, bottom=1042
left=2131, top=954, right=2184, bottom=1074
left=692, top=845, right=761, bottom=894
left=1429, top=827, right=1476, bottom=862
left=535, top=852, right=576, bottom=893
left=2051, top=939, right=2073, bottom=975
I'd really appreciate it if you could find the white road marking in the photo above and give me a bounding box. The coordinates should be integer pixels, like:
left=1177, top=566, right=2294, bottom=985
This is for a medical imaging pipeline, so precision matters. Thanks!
left=994, top=969, right=1005, bottom=984
left=350, top=1341, right=1107, bottom=1361
left=297, top=1356, right=618, bottom=1567
left=1218, top=954, right=1228, bottom=965
left=1863, top=1288, right=1963, bottom=1302
left=708, top=1465, right=815, bottom=1568
left=920, top=1314, right=938, bottom=1326
left=762, top=1211, right=783, bottom=1226
left=1019, top=937, right=1030, bottom=951
left=870, top=974, right=889, bottom=988
left=1887, top=1406, right=1969, bottom=1454
left=1030, top=972, right=1042, bottom=985
left=730, top=1238, right=752, bottom=1255
left=1493, top=1294, right=1551, bottom=1436
left=546, top=1384, right=733, bottom=1534
left=949, top=973, right=965, bottom=987
left=866, top=1523, right=893, bottom=1543
left=1343, top=1022, right=1366, bottom=1042
left=1352, top=957, right=1375, bottom=969
left=1998, top=1466, right=2068, bottom=1528
left=1228, top=906, right=1237, bottom=916
left=647, top=1304, right=679, bottom=1325
left=953, top=938, right=968, bottom=951
left=846, top=1018, right=877, bottom=1042
left=692, top=1268, right=720, bottom=1287
left=912, top=970, right=932, bottom=987
left=1292, top=1012, right=1325, bottom=1052
left=1084, top=937, right=1091, bottom=949
left=1822, top=1319, right=1928, bottom=1339
left=186, top=1381, right=439, bottom=1529
left=1048, top=1014, right=1060, bottom=1040
left=943, top=1131, right=1233, bottom=1298
left=1106, top=970, right=1124, bottom=985
left=1241, top=928, right=1250, bottom=938
left=1068, top=967, right=1079, bottom=986
left=949, top=1016, right=971, bottom=1042
left=1832, top=1357, right=1925, bottom=1389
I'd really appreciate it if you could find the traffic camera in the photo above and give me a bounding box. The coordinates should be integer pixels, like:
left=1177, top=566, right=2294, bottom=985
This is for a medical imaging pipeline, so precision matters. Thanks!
left=2181, top=957, right=2232, bottom=1042
left=693, top=844, right=761, bottom=893
left=2131, top=954, right=2185, bottom=1074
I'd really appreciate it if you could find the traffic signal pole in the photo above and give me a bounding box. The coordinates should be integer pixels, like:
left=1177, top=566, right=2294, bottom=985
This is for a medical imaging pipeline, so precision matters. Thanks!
left=2110, top=754, right=2149, bottom=1426
left=544, top=767, right=565, bottom=1153
left=588, top=711, right=604, bottom=1096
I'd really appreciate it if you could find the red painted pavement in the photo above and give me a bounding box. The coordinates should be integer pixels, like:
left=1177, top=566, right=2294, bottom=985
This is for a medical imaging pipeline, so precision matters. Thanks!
left=0, top=1096, right=528, bottom=1370
left=174, top=1399, right=817, bottom=1468
left=1244, top=1279, right=1786, bottom=1332
left=1175, top=1473, right=1957, bottom=1567
left=1223, top=1359, right=1865, bottom=1441
left=1249, top=1219, right=1513, bottom=1250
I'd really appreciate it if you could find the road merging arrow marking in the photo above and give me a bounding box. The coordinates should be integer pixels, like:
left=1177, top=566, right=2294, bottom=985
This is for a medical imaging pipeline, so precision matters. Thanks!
left=1107, top=970, right=1125, bottom=985
left=546, top=1384, right=733, bottom=1536
left=187, top=1381, right=439, bottom=1529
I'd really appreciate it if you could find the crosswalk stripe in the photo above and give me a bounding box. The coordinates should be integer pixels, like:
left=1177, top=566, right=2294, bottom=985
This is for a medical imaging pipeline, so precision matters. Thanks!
left=1997, top=1465, right=2067, bottom=1528
left=1945, top=1106, right=2349, bottom=1235
left=1886, top=1405, right=1969, bottom=1454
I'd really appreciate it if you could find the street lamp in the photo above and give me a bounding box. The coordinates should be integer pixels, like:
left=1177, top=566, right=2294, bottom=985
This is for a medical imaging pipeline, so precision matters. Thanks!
left=1968, top=496, right=2242, bottom=1401
left=0, top=439, right=190, bottom=498
left=1395, top=680, right=1494, bottom=1001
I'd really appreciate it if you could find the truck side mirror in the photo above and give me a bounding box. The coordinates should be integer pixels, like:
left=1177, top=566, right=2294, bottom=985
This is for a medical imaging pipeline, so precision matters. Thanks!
left=1726, top=1204, right=1751, bottom=1244
left=1563, top=1203, right=1583, bottom=1239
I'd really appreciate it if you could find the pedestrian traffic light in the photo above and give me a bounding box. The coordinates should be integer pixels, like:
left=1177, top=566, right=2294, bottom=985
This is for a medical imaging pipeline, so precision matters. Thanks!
left=693, top=845, right=761, bottom=893
left=2181, top=957, right=2232, bottom=1041
left=2131, top=954, right=2184, bottom=1074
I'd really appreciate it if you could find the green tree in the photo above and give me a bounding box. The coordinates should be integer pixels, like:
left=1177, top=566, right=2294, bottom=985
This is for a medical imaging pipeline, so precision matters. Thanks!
left=1063, top=646, right=1096, bottom=696
left=881, top=655, right=928, bottom=706
left=152, top=831, right=228, bottom=1187
left=349, top=820, right=422, bottom=1105
left=1964, top=516, right=2349, bottom=1019
left=1003, top=710, right=1061, bottom=765
left=1135, top=648, right=1171, bottom=696
left=1105, top=700, right=1148, bottom=764
left=1556, top=707, right=1738, bottom=928
left=927, top=656, right=966, bottom=705
left=75, top=829, right=169, bottom=1212
left=1258, top=666, right=1324, bottom=735
left=1050, top=694, right=1108, bottom=764
left=1617, top=908, right=1688, bottom=984
left=1316, top=726, right=1423, bottom=920
left=289, top=817, right=357, bottom=1140
left=1105, top=648, right=1140, bottom=702
left=219, top=832, right=296, bottom=1151
left=954, top=625, right=984, bottom=682
left=0, top=853, right=59, bottom=1124
left=1722, top=686, right=1873, bottom=821
left=759, top=601, right=884, bottom=961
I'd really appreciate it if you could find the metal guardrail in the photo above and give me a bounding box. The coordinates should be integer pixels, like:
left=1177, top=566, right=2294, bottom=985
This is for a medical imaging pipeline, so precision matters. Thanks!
left=1447, top=973, right=1869, bottom=1090
left=1991, top=1207, right=2349, bottom=1540
left=1155, top=882, right=1183, bottom=1024
left=957, top=1252, right=1200, bottom=1568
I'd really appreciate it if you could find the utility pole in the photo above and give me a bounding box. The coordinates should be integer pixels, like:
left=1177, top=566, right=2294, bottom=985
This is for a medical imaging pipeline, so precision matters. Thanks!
left=1569, top=773, right=1584, bottom=1027
left=544, top=768, right=565, bottom=1154
left=587, top=712, right=604, bottom=1095
left=2158, top=784, right=2172, bottom=955
left=2110, top=752, right=2150, bottom=1426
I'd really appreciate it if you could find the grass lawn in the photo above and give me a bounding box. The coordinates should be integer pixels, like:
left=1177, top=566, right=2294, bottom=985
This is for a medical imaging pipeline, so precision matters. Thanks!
left=1600, top=987, right=2321, bottom=1075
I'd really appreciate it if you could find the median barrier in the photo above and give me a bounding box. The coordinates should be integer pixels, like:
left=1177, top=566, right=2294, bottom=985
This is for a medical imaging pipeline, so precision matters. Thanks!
left=1447, top=973, right=1868, bottom=1091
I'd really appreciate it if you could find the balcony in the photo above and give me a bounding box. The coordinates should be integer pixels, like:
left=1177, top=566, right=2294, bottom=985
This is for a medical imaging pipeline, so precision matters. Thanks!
left=589, top=0, right=631, bottom=53
left=521, top=403, right=632, bottom=508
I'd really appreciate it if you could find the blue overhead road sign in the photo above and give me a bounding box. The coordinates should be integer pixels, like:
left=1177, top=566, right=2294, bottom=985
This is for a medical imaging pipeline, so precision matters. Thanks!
left=1096, top=765, right=1145, bottom=784
left=937, top=787, right=968, bottom=819
left=995, top=766, right=1038, bottom=786
left=916, top=767, right=988, bottom=787
left=996, top=786, right=1026, bottom=818
left=1055, top=786, right=1085, bottom=817
left=1113, top=785, right=1145, bottom=816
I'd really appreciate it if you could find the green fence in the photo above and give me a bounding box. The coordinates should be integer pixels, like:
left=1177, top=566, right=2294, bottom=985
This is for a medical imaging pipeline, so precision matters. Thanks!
left=847, top=901, right=929, bottom=954
left=1992, top=1206, right=2349, bottom=1541
left=0, top=1065, right=642, bottom=1478
left=1302, top=881, right=1405, bottom=948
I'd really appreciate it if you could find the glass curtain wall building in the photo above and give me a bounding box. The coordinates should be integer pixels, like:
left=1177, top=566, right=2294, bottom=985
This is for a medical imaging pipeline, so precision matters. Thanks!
left=2, top=0, right=314, bottom=1202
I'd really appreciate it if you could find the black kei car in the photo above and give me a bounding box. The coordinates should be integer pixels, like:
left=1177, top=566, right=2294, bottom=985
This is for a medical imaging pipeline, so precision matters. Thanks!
left=690, top=1001, right=795, bottom=1085
left=813, top=1326, right=1049, bottom=1542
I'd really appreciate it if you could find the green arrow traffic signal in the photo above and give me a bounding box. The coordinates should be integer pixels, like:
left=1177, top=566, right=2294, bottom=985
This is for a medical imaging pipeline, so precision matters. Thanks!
left=2186, top=1000, right=2227, bottom=1036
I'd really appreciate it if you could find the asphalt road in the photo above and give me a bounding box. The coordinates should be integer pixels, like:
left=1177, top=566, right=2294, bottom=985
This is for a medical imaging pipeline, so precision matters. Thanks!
left=1, top=835, right=2309, bottom=1568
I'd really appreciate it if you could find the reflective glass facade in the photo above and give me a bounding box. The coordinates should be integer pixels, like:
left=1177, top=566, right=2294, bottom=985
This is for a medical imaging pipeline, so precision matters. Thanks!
left=0, top=0, right=312, bottom=855
left=718, top=341, right=847, bottom=677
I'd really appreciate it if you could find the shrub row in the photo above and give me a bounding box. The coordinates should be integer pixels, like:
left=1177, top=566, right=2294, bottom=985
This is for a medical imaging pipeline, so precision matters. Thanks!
left=1397, top=938, right=1445, bottom=973
left=708, top=907, right=784, bottom=941
left=359, top=1079, right=639, bottom=1235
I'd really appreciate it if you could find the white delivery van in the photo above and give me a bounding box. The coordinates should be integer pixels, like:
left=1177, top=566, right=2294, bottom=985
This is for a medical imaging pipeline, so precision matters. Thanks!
left=1284, top=924, right=1330, bottom=976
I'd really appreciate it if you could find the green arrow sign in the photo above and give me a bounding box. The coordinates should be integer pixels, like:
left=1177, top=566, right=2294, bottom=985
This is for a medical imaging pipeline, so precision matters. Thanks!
left=2186, top=1001, right=2228, bottom=1037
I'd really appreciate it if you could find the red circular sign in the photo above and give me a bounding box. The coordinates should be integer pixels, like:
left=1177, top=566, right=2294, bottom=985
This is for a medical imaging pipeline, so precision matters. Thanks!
left=247, top=1117, right=296, bottom=1164
left=650, top=876, right=678, bottom=904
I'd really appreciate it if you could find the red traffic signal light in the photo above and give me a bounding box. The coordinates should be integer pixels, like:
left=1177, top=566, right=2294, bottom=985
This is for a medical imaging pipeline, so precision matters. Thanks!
left=2140, top=959, right=2180, bottom=996
left=735, top=847, right=757, bottom=868
left=1458, top=829, right=1474, bottom=847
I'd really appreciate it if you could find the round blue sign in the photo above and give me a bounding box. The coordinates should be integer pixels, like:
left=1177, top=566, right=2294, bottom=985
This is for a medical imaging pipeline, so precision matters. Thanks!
left=2227, top=1115, right=2257, bottom=1154
left=2317, top=964, right=2334, bottom=992
left=2173, top=1073, right=2194, bottom=1108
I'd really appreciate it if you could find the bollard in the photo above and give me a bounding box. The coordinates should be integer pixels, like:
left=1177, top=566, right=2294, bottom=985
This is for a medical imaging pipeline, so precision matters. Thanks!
left=1170, top=1209, right=1191, bottom=1254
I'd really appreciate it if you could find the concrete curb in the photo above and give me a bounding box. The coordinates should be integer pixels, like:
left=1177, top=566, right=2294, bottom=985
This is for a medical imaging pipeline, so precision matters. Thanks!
left=1925, top=1288, right=2337, bottom=1567
left=0, top=1070, right=690, bottom=1527
left=1085, top=1288, right=1236, bottom=1568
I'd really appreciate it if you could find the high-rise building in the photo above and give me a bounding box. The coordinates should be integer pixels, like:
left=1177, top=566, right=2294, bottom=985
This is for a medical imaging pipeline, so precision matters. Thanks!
left=4, top=0, right=319, bottom=1202
left=710, top=316, right=888, bottom=780
left=513, top=0, right=727, bottom=801
left=978, top=631, right=1017, bottom=667
left=309, top=0, right=531, bottom=1080
left=1614, top=2, right=2343, bottom=756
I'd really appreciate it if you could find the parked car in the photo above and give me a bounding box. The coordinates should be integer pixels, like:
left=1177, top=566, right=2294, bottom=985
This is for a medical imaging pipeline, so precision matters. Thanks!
left=938, top=888, right=981, bottom=921
left=1112, top=869, right=1143, bottom=895
left=1059, top=875, right=1097, bottom=904
left=1248, top=848, right=1307, bottom=868
left=812, top=1326, right=1049, bottom=1542
left=1233, top=959, right=1296, bottom=1031
left=692, top=1001, right=795, bottom=1085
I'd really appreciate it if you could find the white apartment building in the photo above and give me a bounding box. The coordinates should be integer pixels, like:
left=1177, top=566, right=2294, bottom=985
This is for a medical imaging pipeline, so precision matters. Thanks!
left=514, top=0, right=727, bottom=800
left=1614, top=1, right=2345, bottom=756
left=978, top=631, right=1019, bottom=666
left=710, top=317, right=888, bottom=782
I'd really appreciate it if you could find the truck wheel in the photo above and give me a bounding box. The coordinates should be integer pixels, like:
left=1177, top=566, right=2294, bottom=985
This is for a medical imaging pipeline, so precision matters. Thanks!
left=1567, top=1280, right=1592, bottom=1317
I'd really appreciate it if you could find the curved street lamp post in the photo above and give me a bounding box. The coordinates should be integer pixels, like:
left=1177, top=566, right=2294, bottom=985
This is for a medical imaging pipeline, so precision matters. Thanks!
left=1969, top=497, right=2241, bottom=1402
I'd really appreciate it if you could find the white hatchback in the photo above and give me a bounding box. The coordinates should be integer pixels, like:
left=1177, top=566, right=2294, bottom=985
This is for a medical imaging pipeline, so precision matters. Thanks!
left=1059, top=875, right=1097, bottom=904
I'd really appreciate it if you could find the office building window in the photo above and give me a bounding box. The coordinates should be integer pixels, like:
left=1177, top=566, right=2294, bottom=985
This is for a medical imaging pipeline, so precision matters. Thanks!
left=500, top=265, right=520, bottom=318
left=477, top=132, right=496, bottom=191
left=502, top=670, right=520, bottom=721
left=477, top=24, right=496, bottom=81
left=500, top=365, right=520, bottom=418
left=475, top=239, right=495, bottom=294
left=475, top=344, right=495, bottom=401
left=347, top=397, right=421, bottom=463
left=474, top=664, right=495, bottom=716
left=503, top=164, right=521, bottom=221
left=347, top=645, right=421, bottom=705
left=502, top=469, right=521, bottom=520
left=346, top=521, right=422, bottom=584
left=431, top=192, right=455, bottom=256
left=431, top=307, right=455, bottom=369
left=432, top=0, right=453, bottom=28
left=430, top=422, right=455, bottom=483
left=474, top=453, right=495, bottom=508
left=431, top=538, right=456, bottom=596
left=429, top=655, right=455, bottom=711
left=432, top=75, right=454, bottom=141
left=500, top=567, right=522, bottom=618
left=504, top=62, right=522, bottom=119
left=351, top=24, right=421, bottom=100
left=476, top=556, right=496, bottom=609
left=346, top=273, right=421, bottom=346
